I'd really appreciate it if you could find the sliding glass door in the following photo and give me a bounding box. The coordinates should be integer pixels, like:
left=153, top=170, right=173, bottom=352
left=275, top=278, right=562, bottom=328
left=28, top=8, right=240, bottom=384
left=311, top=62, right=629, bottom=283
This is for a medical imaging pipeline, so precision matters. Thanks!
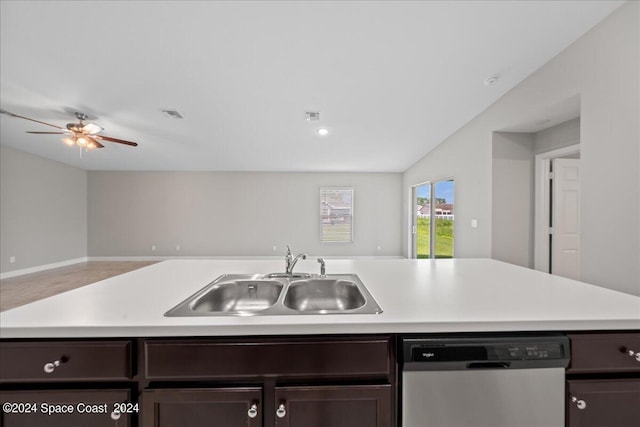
left=412, top=179, right=454, bottom=259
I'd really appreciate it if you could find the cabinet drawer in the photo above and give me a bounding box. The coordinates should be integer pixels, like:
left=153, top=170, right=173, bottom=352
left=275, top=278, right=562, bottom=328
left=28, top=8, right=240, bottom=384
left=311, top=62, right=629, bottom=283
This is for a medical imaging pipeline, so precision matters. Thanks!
left=568, top=333, right=640, bottom=373
left=0, top=340, right=132, bottom=382
left=0, top=389, right=132, bottom=427
left=145, top=336, right=392, bottom=380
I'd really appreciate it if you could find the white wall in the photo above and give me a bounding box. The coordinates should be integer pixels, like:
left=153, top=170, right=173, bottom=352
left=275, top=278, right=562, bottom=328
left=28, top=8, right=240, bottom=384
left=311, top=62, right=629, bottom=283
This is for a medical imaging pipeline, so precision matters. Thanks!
left=491, top=132, right=535, bottom=268
left=88, top=171, right=402, bottom=258
left=404, top=2, right=639, bottom=295
left=0, top=146, right=87, bottom=274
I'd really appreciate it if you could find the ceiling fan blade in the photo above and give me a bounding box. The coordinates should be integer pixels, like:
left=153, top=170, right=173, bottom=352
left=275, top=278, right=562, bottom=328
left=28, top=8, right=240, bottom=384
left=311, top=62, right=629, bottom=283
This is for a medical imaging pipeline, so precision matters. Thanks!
left=94, top=134, right=138, bottom=147
left=26, top=131, right=66, bottom=134
left=1, top=111, right=65, bottom=129
left=87, top=137, right=105, bottom=149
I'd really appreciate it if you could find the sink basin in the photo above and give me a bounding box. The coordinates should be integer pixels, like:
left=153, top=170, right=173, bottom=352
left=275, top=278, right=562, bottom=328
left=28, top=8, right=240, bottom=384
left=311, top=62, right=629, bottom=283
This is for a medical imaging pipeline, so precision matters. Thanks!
left=191, top=280, right=283, bottom=313
left=165, top=275, right=284, bottom=316
left=284, top=279, right=366, bottom=311
left=165, top=273, right=382, bottom=316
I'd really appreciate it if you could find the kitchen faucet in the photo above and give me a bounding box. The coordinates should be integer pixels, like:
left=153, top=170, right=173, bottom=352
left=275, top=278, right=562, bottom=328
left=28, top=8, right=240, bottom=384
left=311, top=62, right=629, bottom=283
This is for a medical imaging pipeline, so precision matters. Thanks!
left=317, top=258, right=326, bottom=277
left=285, top=244, right=307, bottom=276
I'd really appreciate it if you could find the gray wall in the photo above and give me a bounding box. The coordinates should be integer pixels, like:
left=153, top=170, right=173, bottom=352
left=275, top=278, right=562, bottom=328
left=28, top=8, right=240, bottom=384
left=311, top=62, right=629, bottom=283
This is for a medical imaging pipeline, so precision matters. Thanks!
left=491, top=132, right=535, bottom=268
left=0, top=146, right=87, bottom=273
left=404, top=2, right=639, bottom=295
left=88, top=171, right=402, bottom=258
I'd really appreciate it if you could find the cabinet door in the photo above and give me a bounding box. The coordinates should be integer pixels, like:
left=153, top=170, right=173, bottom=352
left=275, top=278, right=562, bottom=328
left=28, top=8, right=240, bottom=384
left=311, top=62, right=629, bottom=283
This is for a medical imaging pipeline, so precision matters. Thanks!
left=274, top=385, right=392, bottom=427
left=142, top=388, right=261, bottom=427
left=567, top=379, right=640, bottom=427
left=0, top=389, right=131, bottom=427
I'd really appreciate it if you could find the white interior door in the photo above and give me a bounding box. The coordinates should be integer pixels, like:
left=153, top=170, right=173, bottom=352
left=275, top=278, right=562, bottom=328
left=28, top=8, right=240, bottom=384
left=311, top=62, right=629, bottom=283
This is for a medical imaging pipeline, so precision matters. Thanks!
left=551, top=158, right=581, bottom=279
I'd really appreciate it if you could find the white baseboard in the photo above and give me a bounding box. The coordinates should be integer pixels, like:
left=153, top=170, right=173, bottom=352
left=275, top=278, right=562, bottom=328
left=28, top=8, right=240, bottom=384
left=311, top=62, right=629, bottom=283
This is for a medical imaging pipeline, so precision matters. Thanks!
left=87, top=256, right=283, bottom=261
left=88, top=255, right=406, bottom=262
left=0, top=257, right=89, bottom=280
left=1, top=255, right=407, bottom=279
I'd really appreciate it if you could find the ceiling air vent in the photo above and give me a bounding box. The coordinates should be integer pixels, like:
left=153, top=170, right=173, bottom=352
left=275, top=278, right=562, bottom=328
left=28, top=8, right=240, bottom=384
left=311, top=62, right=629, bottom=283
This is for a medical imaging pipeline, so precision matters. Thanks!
left=162, top=109, right=184, bottom=119
left=305, top=111, right=320, bottom=121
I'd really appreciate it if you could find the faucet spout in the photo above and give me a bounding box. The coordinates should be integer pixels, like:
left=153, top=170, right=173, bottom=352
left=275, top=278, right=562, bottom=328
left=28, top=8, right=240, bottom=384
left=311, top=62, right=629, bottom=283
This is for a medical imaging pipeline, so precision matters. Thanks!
left=285, top=245, right=307, bottom=275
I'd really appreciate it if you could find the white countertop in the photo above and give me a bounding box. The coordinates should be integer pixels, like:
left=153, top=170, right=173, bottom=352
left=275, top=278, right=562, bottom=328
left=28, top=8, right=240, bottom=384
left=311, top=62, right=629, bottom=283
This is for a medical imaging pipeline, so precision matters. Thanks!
left=1, top=258, right=638, bottom=338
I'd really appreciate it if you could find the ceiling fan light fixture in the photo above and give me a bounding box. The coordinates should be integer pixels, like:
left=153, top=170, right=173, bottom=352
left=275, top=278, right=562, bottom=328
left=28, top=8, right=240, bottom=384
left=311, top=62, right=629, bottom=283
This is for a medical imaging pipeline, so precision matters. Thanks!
left=4, top=110, right=138, bottom=149
left=82, top=122, right=103, bottom=134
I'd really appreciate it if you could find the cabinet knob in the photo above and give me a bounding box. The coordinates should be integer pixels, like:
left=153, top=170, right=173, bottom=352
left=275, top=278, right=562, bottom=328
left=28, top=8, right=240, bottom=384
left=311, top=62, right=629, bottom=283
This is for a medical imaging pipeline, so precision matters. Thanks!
left=248, top=403, right=258, bottom=418
left=624, top=348, right=640, bottom=362
left=276, top=403, right=287, bottom=418
left=570, top=396, right=587, bottom=410
left=43, top=356, right=68, bottom=374
left=111, top=410, right=121, bottom=420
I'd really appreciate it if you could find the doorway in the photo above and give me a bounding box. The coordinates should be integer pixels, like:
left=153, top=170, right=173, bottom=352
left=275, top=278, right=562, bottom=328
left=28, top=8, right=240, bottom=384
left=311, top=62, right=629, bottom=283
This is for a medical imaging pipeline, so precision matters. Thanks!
left=411, top=180, right=455, bottom=259
left=534, top=145, right=581, bottom=279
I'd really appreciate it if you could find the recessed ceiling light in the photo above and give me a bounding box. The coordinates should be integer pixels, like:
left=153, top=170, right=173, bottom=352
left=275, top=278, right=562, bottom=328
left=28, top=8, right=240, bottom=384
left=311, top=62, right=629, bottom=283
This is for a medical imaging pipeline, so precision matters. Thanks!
left=484, top=74, right=500, bottom=86
left=317, top=128, right=329, bottom=136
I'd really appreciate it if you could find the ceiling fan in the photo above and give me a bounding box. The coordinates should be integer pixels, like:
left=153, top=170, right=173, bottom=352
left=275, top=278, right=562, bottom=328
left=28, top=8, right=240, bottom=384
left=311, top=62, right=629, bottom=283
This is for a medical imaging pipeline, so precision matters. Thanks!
left=0, top=110, right=138, bottom=149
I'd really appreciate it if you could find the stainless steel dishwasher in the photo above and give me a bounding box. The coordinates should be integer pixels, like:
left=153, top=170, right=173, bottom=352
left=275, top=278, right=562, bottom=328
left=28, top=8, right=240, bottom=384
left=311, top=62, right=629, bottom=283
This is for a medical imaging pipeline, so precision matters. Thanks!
left=401, top=334, right=570, bottom=427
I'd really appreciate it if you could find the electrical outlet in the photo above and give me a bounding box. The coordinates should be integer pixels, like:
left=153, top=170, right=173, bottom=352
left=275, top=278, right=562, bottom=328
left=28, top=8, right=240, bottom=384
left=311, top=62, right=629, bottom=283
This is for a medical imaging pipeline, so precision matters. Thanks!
left=9, top=256, right=16, bottom=264
left=151, top=245, right=157, bottom=252
left=176, top=244, right=181, bottom=252
left=471, top=219, right=478, bottom=228
left=273, top=245, right=277, bottom=252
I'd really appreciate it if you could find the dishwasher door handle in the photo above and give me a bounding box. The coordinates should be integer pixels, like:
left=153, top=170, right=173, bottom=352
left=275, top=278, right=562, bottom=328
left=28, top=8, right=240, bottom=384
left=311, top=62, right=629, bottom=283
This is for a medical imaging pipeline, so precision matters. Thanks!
left=466, top=362, right=510, bottom=369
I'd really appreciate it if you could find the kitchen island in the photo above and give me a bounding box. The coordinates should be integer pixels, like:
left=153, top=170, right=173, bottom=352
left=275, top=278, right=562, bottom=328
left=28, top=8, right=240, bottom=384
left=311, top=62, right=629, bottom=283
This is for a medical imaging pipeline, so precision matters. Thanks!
left=0, top=258, right=638, bottom=337
left=1, top=259, right=638, bottom=427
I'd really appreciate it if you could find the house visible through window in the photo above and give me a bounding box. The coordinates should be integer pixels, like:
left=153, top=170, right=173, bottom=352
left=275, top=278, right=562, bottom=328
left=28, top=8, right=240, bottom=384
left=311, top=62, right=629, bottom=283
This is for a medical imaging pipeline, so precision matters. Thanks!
left=320, top=187, right=353, bottom=242
left=413, top=179, right=454, bottom=258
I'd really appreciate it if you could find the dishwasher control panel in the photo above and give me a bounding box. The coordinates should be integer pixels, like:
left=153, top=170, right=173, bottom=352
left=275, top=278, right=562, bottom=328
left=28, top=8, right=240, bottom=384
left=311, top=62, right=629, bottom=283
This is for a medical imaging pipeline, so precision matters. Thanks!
left=402, top=334, right=570, bottom=371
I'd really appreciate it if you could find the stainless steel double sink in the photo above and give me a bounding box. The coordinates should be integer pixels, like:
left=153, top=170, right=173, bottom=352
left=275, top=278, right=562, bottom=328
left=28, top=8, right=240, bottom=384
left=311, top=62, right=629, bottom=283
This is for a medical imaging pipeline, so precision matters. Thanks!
left=164, top=273, right=383, bottom=316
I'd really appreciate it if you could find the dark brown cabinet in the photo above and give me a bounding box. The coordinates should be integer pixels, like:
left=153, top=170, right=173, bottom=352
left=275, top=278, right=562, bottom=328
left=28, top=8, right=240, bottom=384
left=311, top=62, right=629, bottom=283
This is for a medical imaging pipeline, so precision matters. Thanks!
left=274, top=385, right=392, bottom=427
left=0, top=340, right=136, bottom=427
left=566, top=379, right=640, bottom=427
left=0, top=389, right=132, bottom=427
left=567, top=333, right=640, bottom=427
left=0, top=340, right=132, bottom=382
left=141, top=335, right=395, bottom=427
left=142, top=388, right=262, bottom=427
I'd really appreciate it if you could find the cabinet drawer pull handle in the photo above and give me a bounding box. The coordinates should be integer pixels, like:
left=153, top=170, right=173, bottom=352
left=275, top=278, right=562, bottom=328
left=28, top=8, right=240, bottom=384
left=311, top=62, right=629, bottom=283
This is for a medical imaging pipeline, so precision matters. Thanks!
left=276, top=403, right=286, bottom=418
left=571, top=396, right=587, bottom=410
left=625, top=348, right=640, bottom=362
left=111, top=410, right=121, bottom=420
left=43, top=356, right=68, bottom=374
left=248, top=403, right=258, bottom=418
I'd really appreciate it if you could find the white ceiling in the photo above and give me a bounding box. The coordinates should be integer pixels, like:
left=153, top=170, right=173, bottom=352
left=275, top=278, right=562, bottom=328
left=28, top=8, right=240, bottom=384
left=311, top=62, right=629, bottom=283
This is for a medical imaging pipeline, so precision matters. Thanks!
left=0, top=1, right=623, bottom=172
